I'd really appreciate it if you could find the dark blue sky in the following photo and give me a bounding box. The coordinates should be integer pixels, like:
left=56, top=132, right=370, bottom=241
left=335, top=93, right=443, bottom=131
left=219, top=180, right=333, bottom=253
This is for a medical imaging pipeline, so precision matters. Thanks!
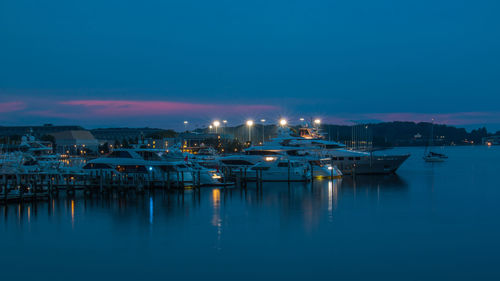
left=1, top=0, right=499, bottom=130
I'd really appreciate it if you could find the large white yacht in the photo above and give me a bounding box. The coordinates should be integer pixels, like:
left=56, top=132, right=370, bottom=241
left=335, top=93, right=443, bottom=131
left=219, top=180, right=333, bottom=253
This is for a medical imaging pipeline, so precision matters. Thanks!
left=242, top=145, right=342, bottom=178
left=248, top=126, right=409, bottom=175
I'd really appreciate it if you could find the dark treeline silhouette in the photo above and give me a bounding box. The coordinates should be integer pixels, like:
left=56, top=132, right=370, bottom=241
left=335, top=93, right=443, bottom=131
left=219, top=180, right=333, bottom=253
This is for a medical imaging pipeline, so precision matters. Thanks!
left=202, top=121, right=492, bottom=147
left=0, top=122, right=494, bottom=148
left=320, top=122, right=487, bottom=147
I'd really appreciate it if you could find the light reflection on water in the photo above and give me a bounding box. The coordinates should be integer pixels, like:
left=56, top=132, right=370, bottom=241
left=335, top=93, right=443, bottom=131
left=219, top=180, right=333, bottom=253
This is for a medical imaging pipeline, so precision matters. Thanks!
left=0, top=146, right=499, bottom=280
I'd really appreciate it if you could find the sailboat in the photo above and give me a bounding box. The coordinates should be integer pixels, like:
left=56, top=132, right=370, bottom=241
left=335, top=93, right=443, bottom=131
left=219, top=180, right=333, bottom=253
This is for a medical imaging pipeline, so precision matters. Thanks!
left=423, top=120, right=447, bottom=162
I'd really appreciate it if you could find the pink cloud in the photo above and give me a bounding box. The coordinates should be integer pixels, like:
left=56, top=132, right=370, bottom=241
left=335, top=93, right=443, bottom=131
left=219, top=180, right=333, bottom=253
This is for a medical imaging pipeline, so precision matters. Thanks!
left=0, top=102, right=26, bottom=113
left=36, top=100, right=279, bottom=118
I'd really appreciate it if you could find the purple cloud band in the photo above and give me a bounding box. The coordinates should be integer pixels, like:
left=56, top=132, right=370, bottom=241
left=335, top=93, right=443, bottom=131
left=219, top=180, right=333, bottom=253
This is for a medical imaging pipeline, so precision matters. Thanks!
left=1, top=98, right=499, bottom=128
left=0, top=102, right=26, bottom=113
left=56, top=100, right=278, bottom=117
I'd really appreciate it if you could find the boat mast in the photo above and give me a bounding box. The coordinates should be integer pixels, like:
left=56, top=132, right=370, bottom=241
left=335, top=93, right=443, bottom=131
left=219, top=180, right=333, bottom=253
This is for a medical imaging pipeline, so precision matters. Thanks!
left=425, top=118, right=434, bottom=155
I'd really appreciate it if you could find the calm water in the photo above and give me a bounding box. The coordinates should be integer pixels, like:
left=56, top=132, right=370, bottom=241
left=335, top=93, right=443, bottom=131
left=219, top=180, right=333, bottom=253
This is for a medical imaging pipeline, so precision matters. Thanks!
left=1, top=146, right=499, bottom=280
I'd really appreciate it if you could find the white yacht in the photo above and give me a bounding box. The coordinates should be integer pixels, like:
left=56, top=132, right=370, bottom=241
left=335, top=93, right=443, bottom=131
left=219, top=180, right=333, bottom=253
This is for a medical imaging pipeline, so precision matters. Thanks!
left=185, top=147, right=220, bottom=168
left=261, top=126, right=409, bottom=175
left=83, top=149, right=194, bottom=186
left=423, top=121, right=447, bottom=162
left=83, top=148, right=223, bottom=186
left=248, top=157, right=311, bottom=182
left=158, top=146, right=223, bottom=185
left=0, top=133, right=62, bottom=174
left=243, top=145, right=342, bottom=179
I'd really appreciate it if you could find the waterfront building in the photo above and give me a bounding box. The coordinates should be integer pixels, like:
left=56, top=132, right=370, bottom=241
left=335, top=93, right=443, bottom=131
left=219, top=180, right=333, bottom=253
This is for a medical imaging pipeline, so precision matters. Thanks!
left=90, top=127, right=163, bottom=142
left=50, top=130, right=99, bottom=154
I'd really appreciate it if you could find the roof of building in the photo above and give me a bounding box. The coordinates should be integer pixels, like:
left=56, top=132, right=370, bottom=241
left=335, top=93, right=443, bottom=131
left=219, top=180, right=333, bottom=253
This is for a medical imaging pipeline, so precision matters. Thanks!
left=50, top=130, right=97, bottom=141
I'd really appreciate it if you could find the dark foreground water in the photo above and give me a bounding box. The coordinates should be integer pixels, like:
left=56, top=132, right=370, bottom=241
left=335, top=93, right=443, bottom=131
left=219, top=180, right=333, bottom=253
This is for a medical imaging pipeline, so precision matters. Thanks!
left=1, top=146, right=499, bottom=280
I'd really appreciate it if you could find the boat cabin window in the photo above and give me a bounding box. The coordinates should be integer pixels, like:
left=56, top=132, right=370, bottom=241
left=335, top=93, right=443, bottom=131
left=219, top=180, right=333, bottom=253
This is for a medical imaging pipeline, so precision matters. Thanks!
left=23, top=159, right=38, bottom=166
left=108, top=151, right=133, bottom=158
left=246, top=150, right=280, bottom=155
left=338, top=157, right=344, bottom=161
left=221, top=160, right=254, bottom=165
left=83, top=163, right=112, bottom=169
left=355, top=157, right=361, bottom=160
left=286, top=150, right=306, bottom=156
left=309, top=160, right=321, bottom=165
left=348, top=157, right=354, bottom=161
left=160, top=165, right=176, bottom=172
left=116, top=165, right=147, bottom=173
left=325, top=144, right=341, bottom=149
left=332, top=157, right=338, bottom=160
left=137, top=151, right=162, bottom=161
left=251, top=166, right=270, bottom=171
left=277, top=162, right=289, bottom=167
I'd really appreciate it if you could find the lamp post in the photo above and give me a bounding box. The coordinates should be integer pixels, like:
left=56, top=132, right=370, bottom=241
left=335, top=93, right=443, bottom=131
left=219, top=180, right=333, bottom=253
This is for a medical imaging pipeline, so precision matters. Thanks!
left=314, top=118, right=321, bottom=127
left=260, top=119, right=266, bottom=144
left=183, top=121, right=188, bottom=131
left=213, top=120, right=220, bottom=134
left=222, top=120, right=227, bottom=136
left=209, top=125, right=213, bottom=133
left=246, top=120, right=254, bottom=143
left=280, top=118, right=287, bottom=127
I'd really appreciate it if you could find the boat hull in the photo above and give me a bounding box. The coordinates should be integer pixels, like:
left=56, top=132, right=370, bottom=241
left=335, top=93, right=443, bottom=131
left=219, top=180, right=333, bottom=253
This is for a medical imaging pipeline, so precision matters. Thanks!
left=334, top=154, right=410, bottom=175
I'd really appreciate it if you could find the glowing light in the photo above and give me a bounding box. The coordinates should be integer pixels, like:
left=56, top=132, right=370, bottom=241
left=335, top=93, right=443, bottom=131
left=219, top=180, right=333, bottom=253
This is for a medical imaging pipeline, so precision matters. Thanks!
left=223, top=120, right=227, bottom=123
left=328, top=166, right=333, bottom=170
left=148, top=166, right=153, bottom=171
left=279, top=119, right=287, bottom=126
left=260, top=119, right=266, bottom=122
left=265, top=157, right=276, bottom=161
left=246, top=120, right=254, bottom=126
left=149, top=196, right=154, bottom=224
left=213, top=120, right=220, bottom=127
left=212, top=189, right=220, bottom=207
left=184, top=121, right=188, bottom=124
left=299, top=118, right=305, bottom=121
left=71, top=199, right=75, bottom=228
left=209, top=125, right=213, bottom=129
left=314, top=119, right=321, bottom=125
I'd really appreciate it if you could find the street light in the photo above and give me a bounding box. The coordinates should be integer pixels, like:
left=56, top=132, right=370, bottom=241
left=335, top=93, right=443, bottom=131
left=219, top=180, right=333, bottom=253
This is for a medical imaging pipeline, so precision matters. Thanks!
left=260, top=119, right=266, bottom=144
left=209, top=125, right=213, bottom=133
left=222, top=120, right=227, bottom=136
left=213, top=120, right=220, bottom=134
left=183, top=121, right=188, bottom=131
left=279, top=119, right=287, bottom=127
left=314, top=119, right=321, bottom=126
left=246, top=120, right=254, bottom=142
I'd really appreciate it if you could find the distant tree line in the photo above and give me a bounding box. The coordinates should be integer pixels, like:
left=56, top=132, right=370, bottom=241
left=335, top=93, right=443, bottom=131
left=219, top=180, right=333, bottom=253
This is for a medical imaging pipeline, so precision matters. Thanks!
left=0, top=123, right=497, bottom=151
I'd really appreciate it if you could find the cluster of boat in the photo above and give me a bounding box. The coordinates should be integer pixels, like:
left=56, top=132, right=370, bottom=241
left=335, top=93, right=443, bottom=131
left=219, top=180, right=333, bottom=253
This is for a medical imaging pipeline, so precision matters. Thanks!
left=1, top=126, right=411, bottom=189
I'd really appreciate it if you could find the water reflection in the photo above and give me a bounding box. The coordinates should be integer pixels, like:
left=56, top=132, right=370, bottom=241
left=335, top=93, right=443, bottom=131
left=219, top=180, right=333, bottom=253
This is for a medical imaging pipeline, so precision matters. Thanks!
left=0, top=174, right=408, bottom=232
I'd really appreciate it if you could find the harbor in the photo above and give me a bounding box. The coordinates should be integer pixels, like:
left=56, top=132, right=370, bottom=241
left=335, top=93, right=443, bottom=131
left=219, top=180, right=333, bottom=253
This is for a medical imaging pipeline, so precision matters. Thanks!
left=1, top=121, right=412, bottom=204
left=2, top=0, right=500, bottom=279
left=1, top=145, right=499, bottom=280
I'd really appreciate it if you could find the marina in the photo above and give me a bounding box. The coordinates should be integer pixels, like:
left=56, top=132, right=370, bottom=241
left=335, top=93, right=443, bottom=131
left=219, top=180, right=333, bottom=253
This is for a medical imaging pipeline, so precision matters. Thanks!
left=2, top=1, right=499, bottom=279
left=1, top=122, right=412, bottom=205
left=1, top=146, right=499, bottom=280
